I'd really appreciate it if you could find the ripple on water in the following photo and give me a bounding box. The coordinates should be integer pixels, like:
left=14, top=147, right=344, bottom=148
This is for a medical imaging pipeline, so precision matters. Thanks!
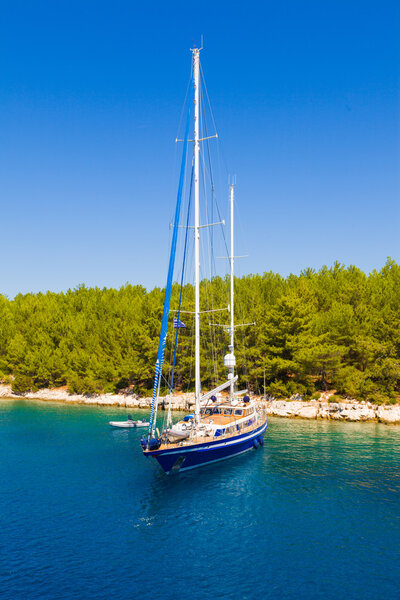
left=1, top=403, right=400, bottom=600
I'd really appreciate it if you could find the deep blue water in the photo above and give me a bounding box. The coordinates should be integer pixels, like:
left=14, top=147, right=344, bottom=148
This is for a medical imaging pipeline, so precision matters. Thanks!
left=1, top=400, right=400, bottom=600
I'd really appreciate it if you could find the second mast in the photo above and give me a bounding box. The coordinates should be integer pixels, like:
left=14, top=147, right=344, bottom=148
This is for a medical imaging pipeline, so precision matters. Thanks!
left=193, top=47, right=201, bottom=423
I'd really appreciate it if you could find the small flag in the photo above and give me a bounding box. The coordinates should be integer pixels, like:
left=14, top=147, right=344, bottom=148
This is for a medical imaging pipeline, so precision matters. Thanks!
left=174, top=318, right=186, bottom=329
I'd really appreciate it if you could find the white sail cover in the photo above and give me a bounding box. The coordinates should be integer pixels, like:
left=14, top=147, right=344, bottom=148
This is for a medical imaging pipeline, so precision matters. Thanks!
left=200, top=375, right=238, bottom=403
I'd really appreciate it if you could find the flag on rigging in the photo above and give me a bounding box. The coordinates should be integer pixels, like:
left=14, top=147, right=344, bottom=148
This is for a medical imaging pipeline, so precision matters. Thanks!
left=174, top=318, right=186, bottom=329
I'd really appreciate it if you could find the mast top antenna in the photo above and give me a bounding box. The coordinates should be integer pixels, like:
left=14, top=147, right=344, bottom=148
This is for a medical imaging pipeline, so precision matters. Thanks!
left=191, top=36, right=204, bottom=52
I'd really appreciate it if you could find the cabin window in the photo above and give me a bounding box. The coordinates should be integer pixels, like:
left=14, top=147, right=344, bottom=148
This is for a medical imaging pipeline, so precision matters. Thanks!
left=212, top=407, right=220, bottom=414
left=234, top=409, right=243, bottom=416
left=224, top=408, right=233, bottom=416
left=203, top=408, right=212, bottom=415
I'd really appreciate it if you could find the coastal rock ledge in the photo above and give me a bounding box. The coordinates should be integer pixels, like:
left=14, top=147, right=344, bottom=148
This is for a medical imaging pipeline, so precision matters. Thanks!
left=267, top=400, right=379, bottom=422
left=1, top=384, right=399, bottom=424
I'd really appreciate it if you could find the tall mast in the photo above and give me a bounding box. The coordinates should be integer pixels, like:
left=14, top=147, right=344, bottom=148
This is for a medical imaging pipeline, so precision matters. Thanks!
left=229, top=183, right=235, bottom=400
left=193, top=47, right=201, bottom=423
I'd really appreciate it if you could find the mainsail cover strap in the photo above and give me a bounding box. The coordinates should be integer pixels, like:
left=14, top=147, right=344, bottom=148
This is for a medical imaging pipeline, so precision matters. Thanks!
left=148, top=75, right=193, bottom=439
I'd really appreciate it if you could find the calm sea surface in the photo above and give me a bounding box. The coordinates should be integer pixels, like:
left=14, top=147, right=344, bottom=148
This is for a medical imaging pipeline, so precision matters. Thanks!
left=1, top=399, right=399, bottom=600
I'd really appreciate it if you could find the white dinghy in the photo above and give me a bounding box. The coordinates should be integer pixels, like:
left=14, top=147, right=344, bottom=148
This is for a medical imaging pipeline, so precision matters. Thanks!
left=109, top=415, right=149, bottom=428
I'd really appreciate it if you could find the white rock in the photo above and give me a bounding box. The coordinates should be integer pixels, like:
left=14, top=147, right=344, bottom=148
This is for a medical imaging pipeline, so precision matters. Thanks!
left=376, top=406, right=400, bottom=423
left=297, top=405, right=318, bottom=419
left=125, top=398, right=139, bottom=407
left=318, top=402, right=331, bottom=419
left=338, top=404, right=376, bottom=421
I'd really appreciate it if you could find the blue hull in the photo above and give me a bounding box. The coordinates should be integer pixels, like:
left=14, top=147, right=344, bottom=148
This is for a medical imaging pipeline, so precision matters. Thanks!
left=144, top=419, right=268, bottom=474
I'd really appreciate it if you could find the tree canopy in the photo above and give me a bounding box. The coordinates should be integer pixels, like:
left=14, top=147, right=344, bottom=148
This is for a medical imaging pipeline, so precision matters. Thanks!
left=2, top=260, right=400, bottom=404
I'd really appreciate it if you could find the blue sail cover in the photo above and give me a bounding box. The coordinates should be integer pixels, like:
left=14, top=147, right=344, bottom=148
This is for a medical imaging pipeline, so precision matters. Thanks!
left=169, top=164, right=193, bottom=395
left=148, top=78, right=193, bottom=439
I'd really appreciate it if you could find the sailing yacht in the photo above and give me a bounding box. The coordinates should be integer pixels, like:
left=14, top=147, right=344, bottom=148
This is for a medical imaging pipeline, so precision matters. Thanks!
left=141, top=47, right=268, bottom=474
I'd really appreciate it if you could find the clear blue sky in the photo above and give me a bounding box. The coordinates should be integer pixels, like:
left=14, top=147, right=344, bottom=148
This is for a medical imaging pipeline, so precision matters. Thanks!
left=1, top=0, right=399, bottom=297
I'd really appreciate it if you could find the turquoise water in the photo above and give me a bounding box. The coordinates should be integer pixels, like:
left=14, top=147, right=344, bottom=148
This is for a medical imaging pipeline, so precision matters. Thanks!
left=1, top=400, right=399, bottom=600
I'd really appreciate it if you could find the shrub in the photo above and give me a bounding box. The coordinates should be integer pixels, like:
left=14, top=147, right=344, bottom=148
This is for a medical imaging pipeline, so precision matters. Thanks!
left=12, top=374, right=33, bottom=394
left=386, top=397, right=398, bottom=405
left=286, top=380, right=303, bottom=396
left=311, top=392, right=321, bottom=400
left=328, top=394, right=340, bottom=403
left=115, top=377, right=130, bottom=391
left=267, top=380, right=290, bottom=398
left=68, top=376, right=102, bottom=396
left=333, top=366, right=365, bottom=399
left=0, top=373, right=12, bottom=384
left=368, top=393, right=387, bottom=405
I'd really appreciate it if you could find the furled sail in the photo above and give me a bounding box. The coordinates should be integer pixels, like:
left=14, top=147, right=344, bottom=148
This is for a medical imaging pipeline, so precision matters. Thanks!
left=148, top=77, right=193, bottom=440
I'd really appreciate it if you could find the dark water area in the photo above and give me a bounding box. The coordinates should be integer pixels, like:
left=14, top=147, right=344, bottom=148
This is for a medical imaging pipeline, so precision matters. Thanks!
left=1, top=400, right=399, bottom=600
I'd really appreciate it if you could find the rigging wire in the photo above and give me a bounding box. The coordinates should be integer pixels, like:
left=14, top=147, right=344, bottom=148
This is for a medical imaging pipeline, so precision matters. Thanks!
left=156, top=54, right=258, bottom=422
left=198, top=90, right=219, bottom=387
left=199, top=69, right=232, bottom=386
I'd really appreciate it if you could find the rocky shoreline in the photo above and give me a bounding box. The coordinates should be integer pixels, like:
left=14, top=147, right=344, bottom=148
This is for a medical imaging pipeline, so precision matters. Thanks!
left=266, top=397, right=400, bottom=424
left=1, top=384, right=400, bottom=424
